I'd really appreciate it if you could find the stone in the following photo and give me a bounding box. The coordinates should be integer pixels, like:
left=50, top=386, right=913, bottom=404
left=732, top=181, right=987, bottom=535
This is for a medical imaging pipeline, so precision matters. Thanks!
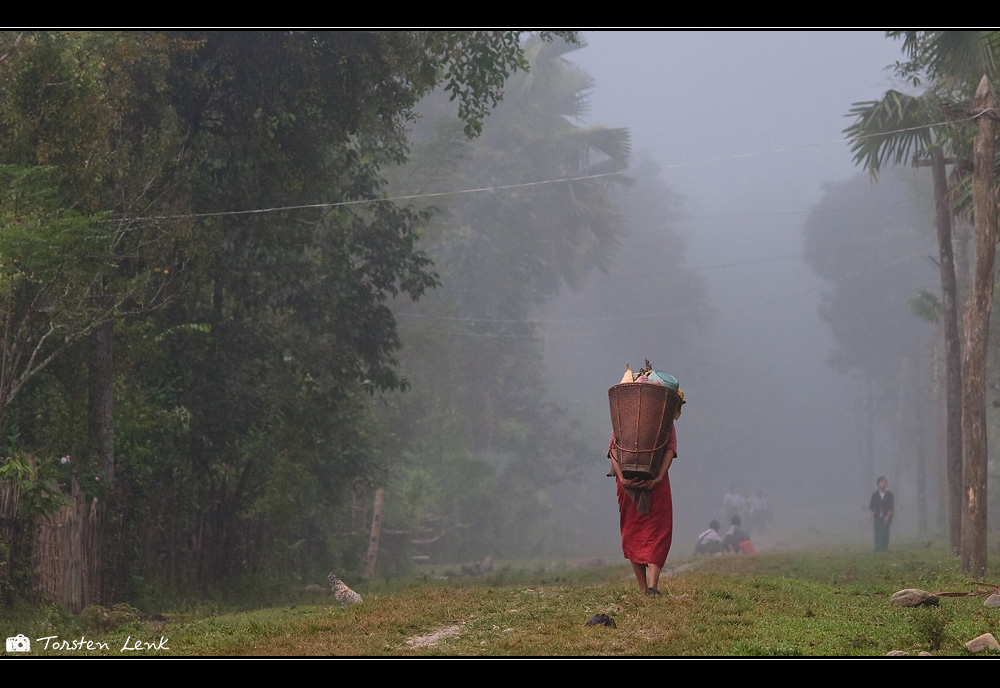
left=966, top=633, right=1000, bottom=653
left=983, top=594, right=1000, bottom=608
left=885, top=650, right=908, bottom=656
left=889, top=588, right=939, bottom=607
left=586, top=613, right=616, bottom=628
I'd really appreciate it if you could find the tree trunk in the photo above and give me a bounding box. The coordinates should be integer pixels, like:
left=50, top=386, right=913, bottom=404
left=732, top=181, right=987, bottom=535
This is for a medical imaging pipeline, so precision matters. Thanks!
left=88, top=320, right=114, bottom=484
left=911, top=348, right=929, bottom=535
left=363, top=488, right=385, bottom=579
left=960, top=75, right=996, bottom=577
left=932, top=333, right=948, bottom=533
left=929, top=145, right=964, bottom=553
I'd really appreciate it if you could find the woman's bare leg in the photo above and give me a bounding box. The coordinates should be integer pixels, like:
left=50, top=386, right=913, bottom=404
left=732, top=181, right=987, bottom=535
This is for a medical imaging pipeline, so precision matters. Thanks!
left=630, top=562, right=647, bottom=591
left=646, top=563, right=662, bottom=591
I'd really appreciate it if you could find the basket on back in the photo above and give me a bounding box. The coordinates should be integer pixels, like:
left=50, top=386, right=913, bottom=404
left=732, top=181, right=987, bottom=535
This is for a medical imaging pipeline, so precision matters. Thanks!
left=608, top=382, right=680, bottom=478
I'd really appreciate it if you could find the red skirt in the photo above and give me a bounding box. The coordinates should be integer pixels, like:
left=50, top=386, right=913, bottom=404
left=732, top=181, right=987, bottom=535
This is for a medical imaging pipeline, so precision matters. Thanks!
left=617, top=475, right=673, bottom=567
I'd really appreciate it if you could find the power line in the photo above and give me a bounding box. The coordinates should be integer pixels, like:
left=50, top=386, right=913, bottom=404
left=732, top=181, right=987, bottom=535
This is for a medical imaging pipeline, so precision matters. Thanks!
left=111, top=117, right=964, bottom=224
left=117, top=171, right=623, bottom=224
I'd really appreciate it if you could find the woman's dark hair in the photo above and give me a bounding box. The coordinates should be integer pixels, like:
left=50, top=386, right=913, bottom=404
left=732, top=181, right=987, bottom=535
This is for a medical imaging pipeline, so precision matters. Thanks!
left=731, top=515, right=741, bottom=526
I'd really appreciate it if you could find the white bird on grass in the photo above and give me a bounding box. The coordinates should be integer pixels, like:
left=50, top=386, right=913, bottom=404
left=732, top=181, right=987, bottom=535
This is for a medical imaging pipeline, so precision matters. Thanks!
left=328, top=573, right=363, bottom=605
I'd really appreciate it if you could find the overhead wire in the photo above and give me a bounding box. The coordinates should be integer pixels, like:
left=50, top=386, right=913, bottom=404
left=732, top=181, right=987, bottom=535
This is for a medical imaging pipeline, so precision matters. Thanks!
left=110, top=115, right=966, bottom=224
left=104, top=112, right=955, bottom=339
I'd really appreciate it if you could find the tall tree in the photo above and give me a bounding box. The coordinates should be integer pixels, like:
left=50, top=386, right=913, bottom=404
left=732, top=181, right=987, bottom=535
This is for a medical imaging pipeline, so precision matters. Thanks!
left=890, top=31, right=1000, bottom=575
left=845, top=88, right=965, bottom=551
left=0, top=30, right=581, bottom=595
left=0, top=33, right=183, bottom=449
left=845, top=31, right=1000, bottom=564
left=960, top=76, right=996, bottom=577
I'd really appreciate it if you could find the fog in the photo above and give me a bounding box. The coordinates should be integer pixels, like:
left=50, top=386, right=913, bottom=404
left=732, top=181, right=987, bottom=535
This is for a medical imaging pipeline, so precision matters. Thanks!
left=539, top=31, right=938, bottom=558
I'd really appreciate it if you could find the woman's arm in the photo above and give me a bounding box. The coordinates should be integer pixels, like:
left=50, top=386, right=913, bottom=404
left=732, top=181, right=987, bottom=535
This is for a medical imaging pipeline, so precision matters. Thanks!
left=649, top=449, right=674, bottom=488
left=649, top=425, right=677, bottom=488
left=610, top=451, right=625, bottom=481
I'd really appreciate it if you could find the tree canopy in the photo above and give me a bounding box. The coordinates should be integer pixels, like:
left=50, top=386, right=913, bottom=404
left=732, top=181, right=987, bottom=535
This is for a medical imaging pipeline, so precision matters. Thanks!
left=0, top=30, right=582, bottom=598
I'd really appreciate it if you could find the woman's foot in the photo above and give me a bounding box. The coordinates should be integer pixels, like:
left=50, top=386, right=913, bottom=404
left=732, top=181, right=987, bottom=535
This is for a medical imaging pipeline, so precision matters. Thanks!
left=644, top=587, right=660, bottom=596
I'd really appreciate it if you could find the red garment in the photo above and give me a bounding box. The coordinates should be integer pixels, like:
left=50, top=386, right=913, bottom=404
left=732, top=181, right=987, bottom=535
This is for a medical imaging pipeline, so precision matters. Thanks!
left=617, top=471, right=673, bottom=568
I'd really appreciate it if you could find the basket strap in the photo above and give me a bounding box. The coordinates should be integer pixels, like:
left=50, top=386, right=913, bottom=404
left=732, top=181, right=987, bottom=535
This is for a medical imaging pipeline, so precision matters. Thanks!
left=613, top=434, right=672, bottom=454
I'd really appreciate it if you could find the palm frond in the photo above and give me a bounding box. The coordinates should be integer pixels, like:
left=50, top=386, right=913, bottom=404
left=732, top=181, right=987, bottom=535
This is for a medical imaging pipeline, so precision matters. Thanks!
left=889, top=30, right=1000, bottom=85
left=844, top=89, right=937, bottom=178
left=924, top=31, right=998, bottom=83
left=575, top=126, right=631, bottom=169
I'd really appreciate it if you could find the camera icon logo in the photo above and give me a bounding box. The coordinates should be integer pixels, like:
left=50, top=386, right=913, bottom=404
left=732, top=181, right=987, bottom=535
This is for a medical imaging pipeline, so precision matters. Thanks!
left=6, top=634, right=30, bottom=652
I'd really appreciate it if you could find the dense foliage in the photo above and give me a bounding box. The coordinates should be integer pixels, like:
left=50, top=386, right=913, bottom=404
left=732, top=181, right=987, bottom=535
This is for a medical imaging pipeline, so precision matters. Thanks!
left=0, top=30, right=579, bottom=600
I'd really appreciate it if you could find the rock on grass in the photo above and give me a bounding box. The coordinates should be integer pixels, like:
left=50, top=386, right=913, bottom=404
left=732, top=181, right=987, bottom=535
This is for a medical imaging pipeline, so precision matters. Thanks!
left=966, top=633, right=1000, bottom=653
left=889, top=589, right=939, bottom=607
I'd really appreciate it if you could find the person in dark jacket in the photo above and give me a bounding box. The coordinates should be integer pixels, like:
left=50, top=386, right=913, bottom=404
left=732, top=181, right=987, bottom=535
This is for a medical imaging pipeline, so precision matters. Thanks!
left=868, top=476, right=894, bottom=552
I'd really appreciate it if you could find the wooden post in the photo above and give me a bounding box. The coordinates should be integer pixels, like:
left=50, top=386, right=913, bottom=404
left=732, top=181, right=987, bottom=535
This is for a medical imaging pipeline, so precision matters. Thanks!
left=960, top=75, right=997, bottom=577
left=351, top=481, right=367, bottom=533
left=363, top=488, right=384, bottom=579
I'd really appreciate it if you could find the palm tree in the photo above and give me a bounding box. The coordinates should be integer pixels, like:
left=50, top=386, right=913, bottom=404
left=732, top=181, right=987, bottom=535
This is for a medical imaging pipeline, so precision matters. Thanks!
left=845, top=88, right=964, bottom=553
left=846, top=31, right=1000, bottom=574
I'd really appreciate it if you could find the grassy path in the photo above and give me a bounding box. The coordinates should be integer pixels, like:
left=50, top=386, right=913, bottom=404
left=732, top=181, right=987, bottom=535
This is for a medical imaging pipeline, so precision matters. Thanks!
left=4, top=544, right=1000, bottom=656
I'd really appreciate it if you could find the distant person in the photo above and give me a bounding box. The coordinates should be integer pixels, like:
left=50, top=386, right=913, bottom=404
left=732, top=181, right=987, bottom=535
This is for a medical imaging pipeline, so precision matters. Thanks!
left=748, top=489, right=772, bottom=535
left=722, top=515, right=754, bottom=554
left=695, top=520, right=724, bottom=555
left=868, top=476, right=894, bottom=552
left=722, top=484, right=744, bottom=522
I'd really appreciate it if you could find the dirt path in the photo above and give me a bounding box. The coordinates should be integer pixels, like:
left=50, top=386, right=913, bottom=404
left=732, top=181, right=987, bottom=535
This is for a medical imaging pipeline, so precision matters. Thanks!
left=404, top=624, right=463, bottom=649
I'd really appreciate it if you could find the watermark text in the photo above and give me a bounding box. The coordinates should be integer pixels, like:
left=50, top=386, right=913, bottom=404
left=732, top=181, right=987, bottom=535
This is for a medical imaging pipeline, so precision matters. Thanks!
left=28, top=634, right=170, bottom=653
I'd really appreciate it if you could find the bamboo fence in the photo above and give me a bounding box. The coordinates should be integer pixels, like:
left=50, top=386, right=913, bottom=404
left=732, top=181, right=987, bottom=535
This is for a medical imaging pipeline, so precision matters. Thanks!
left=0, top=480, right=19, bottom=604
left=30, top=476, right=100, bottom=612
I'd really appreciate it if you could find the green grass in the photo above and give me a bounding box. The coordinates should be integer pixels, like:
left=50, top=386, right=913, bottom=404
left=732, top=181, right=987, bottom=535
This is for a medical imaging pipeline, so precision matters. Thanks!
left=3, top=543, right=1000, bottom=656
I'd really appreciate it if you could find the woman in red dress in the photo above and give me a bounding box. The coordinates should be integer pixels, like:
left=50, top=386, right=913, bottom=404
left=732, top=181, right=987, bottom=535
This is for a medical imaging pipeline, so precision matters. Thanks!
left=609, top=400, right=681, bottom=596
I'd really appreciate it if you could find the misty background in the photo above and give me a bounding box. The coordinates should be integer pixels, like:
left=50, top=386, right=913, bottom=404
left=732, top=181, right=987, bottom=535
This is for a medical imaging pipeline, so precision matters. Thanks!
left=388, top=30, right=944, bottom=563
left=554, top=31, right=936, bottom=554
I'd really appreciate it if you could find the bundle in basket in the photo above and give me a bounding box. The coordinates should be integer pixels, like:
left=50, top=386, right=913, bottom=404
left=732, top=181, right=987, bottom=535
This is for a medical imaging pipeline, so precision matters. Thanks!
left=608, top=382, right=680, bottom=479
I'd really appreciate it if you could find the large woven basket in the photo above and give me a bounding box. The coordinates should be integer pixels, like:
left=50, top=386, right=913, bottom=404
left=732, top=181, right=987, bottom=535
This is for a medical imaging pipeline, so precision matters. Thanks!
left=608, top=382, right=680, bottom=478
